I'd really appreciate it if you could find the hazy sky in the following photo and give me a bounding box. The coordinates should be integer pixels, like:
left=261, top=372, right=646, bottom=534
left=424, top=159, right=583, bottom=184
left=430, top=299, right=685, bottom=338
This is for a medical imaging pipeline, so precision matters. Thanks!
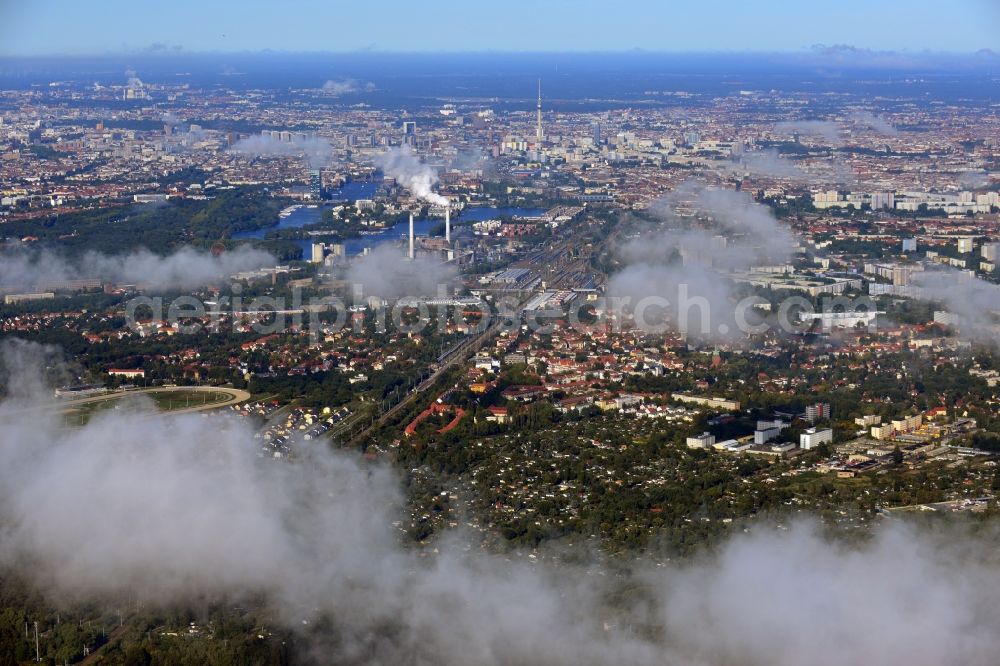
left=1, top=0, right=998, bottom=56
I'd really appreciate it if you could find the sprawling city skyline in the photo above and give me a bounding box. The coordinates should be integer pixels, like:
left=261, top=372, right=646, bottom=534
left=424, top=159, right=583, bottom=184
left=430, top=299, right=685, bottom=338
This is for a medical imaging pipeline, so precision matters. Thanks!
left=2, top=0, right=999, bottom=56
left=3, top=3, right=1000, bottom=663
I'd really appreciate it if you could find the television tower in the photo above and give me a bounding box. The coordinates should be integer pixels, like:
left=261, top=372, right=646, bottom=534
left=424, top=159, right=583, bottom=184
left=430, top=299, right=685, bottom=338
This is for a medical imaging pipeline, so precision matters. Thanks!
left=536, top=79, right=543, bottom=143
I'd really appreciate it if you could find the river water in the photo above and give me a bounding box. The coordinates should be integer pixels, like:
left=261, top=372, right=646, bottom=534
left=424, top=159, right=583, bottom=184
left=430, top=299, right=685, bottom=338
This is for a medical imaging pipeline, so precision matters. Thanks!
left=233, top=202, right=545, bottom=259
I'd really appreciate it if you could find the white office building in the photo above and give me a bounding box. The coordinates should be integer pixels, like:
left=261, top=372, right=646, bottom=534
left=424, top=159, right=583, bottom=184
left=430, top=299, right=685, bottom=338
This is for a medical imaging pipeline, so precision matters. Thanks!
left=800, top=428, right=833, bottom=449
left=311, top=243, right=326, bottom=264
left=982, top=242, right=1000, bottom=262
left=686, top=432, right=716, bottom=449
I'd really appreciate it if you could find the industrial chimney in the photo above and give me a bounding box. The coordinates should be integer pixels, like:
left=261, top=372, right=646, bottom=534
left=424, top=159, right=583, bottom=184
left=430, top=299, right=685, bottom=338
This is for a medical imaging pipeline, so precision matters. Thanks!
left=445, top=206, right=451, bottom=244
left=408, top=212, right=415, bottom=260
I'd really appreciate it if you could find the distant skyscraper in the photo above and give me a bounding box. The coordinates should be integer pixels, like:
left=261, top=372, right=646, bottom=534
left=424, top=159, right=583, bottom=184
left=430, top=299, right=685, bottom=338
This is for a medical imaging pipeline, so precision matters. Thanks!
left=402, top=121, right=416, bottom=136
left=536, top=79, right=544, bottom=143
left=309, top=170, right=322, bottom=198
left=591, top=121, right=602, bottom=145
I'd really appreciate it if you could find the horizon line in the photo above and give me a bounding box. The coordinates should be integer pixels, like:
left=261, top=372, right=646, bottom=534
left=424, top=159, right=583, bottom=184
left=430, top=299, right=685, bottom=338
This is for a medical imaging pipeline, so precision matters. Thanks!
left=1, top=46, right=998, bottom=59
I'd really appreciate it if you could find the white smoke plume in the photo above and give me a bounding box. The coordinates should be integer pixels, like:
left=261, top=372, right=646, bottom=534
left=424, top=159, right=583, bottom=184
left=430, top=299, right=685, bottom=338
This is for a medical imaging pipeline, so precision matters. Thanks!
left=376, top=145, right=449, bottom=206
left=124, top=67, right=143, bottom=88
left=0, top=245, right=275, bottom=292
left=321, top=78, right=375, bottom=94
left=3, top=340, right=1000, bottom=664
left=345, top=243, right=456, bottom=300
left=230, top=132, right=334, bottom=169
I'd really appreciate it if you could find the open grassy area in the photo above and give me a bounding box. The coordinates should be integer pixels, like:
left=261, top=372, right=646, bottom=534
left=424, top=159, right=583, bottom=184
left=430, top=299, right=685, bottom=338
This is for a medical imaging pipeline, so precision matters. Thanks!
left=145, top=389, right=234, bottom=411
left=61, top=388, right=243, bottom=426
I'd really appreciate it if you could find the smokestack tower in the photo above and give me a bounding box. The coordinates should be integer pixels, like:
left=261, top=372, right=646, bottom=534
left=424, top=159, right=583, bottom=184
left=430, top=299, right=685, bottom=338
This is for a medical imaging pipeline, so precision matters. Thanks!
left=408, top=212, right=415, bottom=260
left=536, top=79, right=543, bottom=143
left=445, top=207, right=451, bottom=244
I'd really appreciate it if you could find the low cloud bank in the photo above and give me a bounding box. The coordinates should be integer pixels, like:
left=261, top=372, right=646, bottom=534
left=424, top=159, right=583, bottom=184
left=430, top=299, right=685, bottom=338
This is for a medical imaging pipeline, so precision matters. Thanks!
left=230, top=132, right=334, bottom=169
left=0, top=245, right=275, bottom=292
left=1, top=340, right=1000, bottom=664
left=321, top=78, right=375, bottom=94
left=607, top=183, right=793, bottom=340
left=912, top=268, right=1000, bottom=344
